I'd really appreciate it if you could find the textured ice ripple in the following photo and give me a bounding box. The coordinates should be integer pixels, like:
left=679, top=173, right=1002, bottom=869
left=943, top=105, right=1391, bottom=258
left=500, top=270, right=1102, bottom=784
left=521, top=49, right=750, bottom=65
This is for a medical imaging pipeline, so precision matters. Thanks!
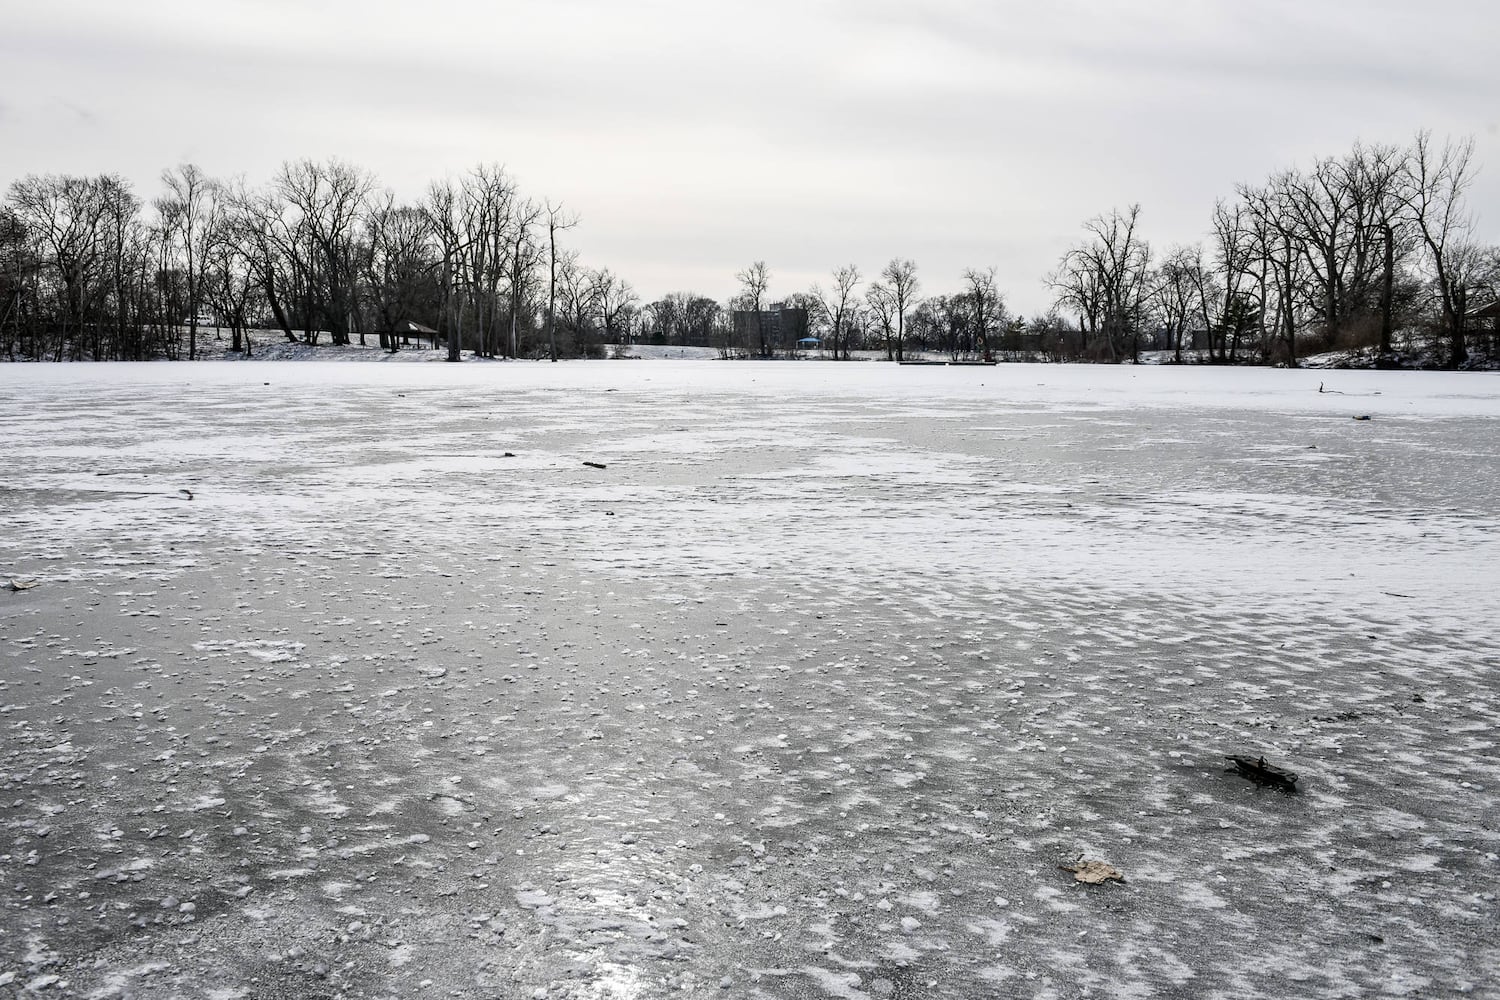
left=1, top=361, right=1497, bottom=999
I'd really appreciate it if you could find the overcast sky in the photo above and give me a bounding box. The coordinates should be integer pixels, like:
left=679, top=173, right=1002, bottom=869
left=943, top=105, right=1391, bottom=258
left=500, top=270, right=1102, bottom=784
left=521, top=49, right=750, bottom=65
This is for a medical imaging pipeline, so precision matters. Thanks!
left=4, top=0, right=1499, bottom=316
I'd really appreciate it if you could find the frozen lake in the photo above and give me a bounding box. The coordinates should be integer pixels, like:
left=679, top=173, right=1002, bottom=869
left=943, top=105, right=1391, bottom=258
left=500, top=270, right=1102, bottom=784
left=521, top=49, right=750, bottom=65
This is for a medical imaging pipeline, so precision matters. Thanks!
left=2, top=360, right=1498, bottom=999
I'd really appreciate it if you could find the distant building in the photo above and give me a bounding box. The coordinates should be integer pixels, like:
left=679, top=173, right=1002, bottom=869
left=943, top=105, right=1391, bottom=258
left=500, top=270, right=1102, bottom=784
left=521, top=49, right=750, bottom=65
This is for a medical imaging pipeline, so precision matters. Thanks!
left=732, top=304, right=808, bottom=357
left=395, top=320, right=440, bottom=349
left=1467, top=299, right=1499, bottom=355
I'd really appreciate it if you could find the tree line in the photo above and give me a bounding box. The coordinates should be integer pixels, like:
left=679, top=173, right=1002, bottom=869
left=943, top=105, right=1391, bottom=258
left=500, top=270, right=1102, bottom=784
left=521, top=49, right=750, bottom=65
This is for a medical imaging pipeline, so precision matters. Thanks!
left=1048, top=132, right=1496, bottom=367
left=0, top=160, right=630, bottom=362
left=633, top=132, right=1494, bottom=368
left=635, top=258, right=1007, bottom=362
left=4, top=133, right=1495, bottom=367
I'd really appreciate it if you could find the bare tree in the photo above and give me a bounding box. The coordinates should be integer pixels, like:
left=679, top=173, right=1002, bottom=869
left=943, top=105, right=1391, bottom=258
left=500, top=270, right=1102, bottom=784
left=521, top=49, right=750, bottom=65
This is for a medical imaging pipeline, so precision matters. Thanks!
left=505, top=197, right=545, bottom=357
left=1236, top=185, right=1304, bottom=364
left=1403, top=132, right=1481, bottom=365
left=5, top=174, right=161, bottom=361
left=812, top=264, right=860, bottom=360
left=643, top=291, right=721, bottom=347
left=219, top=179, right=300, bottom=343
left=429, top=165, right=516, bottom=359
left=423, top=177, right=466, bottom=361
left=1204, top=200, right=1269, bottom=363
left=2, top=157, right=606, bottom=363
left=879, top=258, right=920, bottom=362
left=275, top=158, right=373, bottom=346
left=202, top=191, right=258, bottom=354
left=1048, top=247, right=1103, bottom=358
left=544, top=200, right=579, bottom=362
left=865, top=280, right=898, bottom=360
left=361, top=191, right=436, bottom=352
left=8, top=174, right=109, bottom=358
left=1254, top=143, right=1405, bottom=358
left=157, top=164, right=216, bottom=359
left=1149, top=245, right=1204, bottom=363
left=554, top=251, right=599, bottom=352
left=909, top=294, right=968, bottom=357
left=98, top=175, right=143, bottom=360
left=0, top=206, right=32, bottom=360
left=962, top=266, right=1002, bottom=360
left=1363, top=144, right=1413, bottom=361
left=591, top=268, right=637, bottom=350
left=1049, top=205, right=1151, bottom=362
left=736, top=260, right=771, bottom=356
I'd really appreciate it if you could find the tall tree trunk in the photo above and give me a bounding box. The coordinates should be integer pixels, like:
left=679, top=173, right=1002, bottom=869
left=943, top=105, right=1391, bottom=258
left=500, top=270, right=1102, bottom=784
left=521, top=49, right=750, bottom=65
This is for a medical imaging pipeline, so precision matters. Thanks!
left=547, top=229, right=558, bottom=362
left=261, top=271, right=297, bottom=343
left=1378, top=223, right=1394, bottom=363
left=1447, top=287, right=1468, bottom=368
left=446, top=294, right=463, bottom=362
left=1281, top=282, right=1297, bottom=367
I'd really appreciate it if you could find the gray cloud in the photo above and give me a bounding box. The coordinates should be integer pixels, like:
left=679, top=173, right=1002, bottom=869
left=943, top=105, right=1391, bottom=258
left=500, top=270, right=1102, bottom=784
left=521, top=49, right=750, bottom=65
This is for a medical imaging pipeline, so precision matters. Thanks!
left=3, top=0, right=1498, bottom=316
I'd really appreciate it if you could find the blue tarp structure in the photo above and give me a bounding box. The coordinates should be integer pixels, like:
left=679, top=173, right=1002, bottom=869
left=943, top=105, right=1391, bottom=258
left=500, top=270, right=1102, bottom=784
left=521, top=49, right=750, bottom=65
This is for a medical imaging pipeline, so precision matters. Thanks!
left=796, top=337, right=821, bottom=345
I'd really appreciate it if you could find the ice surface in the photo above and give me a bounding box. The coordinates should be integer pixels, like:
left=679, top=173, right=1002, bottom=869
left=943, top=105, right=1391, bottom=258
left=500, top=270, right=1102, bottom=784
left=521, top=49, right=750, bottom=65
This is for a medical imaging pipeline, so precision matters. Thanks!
left=1, top=360, right=1497, bottom=998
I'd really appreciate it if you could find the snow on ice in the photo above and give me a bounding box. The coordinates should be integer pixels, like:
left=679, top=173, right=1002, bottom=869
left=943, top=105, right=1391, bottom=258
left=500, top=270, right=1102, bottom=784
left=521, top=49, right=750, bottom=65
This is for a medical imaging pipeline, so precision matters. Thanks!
left=0, top=359, right=1497, bottom=998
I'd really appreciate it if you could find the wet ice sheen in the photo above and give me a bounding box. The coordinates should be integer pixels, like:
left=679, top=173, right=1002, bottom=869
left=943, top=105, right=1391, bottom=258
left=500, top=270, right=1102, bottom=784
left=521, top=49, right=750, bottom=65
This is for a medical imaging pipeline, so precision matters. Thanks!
left=0, top=361, right=1497, bottom=998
